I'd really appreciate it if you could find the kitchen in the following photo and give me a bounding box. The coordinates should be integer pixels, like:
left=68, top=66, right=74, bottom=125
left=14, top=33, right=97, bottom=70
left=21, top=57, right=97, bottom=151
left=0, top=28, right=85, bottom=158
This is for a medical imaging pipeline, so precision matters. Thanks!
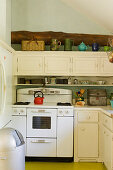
left=1, top=0, right=113, bottom=170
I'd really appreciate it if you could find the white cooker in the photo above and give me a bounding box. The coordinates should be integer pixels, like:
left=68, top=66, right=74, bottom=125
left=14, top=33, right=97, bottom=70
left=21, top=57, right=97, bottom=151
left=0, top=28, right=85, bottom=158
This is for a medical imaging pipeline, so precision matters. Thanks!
left=12, top=88, right=74, bottom=158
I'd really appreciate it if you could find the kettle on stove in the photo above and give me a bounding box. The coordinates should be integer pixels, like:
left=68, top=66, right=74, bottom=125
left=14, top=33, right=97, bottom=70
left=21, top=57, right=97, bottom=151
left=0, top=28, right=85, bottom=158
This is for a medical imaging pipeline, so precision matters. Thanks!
left=34, top=91, right=44, bottom=104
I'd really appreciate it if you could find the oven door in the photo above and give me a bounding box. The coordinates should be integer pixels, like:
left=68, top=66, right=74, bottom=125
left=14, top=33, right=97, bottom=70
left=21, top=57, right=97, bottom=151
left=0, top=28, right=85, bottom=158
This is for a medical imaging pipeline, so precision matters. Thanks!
left=27, top=109, right=57, bottom=138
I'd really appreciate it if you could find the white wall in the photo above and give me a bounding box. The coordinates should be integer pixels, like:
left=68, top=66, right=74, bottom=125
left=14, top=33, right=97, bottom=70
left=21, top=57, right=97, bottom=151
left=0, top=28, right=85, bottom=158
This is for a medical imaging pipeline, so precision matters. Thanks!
left=0, top=0, right=11, bottom=45
left=61, top=0, right=113, bottom=34
left=11, top=0, right=111, bottom=35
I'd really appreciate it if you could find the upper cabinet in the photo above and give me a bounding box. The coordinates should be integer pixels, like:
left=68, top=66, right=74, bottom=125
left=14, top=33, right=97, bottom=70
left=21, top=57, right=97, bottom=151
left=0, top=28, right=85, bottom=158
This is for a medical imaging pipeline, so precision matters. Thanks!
left=13, top=51, right=113, bottom=76
left=72, top=54, right=99, bottom=76
left=44, top=55, right=71, bottom=76
left=100, top=57, right=113, bottom=76
left=14, top=52, right=44, bottom=76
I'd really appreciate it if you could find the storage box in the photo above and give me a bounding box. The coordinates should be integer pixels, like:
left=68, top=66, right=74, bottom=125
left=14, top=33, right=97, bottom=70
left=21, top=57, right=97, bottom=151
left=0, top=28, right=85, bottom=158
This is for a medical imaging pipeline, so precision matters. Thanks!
left=22, top=40, right=45, bottom=51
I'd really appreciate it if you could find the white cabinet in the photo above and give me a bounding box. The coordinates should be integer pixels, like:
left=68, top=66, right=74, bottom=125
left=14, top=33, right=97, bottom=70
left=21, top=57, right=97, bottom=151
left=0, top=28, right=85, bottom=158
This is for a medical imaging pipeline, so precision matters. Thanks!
left=100, top=57, right=113, bottom=76
left=44, top=55, right=71, bottom=76
left=16, top=54, right=44, bottom=75
left=72, top=56, right=99, bottom=76
left=78, top=123, right=98, bottom=158
left=74, top=110, right=99, bottom=162
left=13, top=51, right=113, bottom=77
left=102, top=126, right=113, bottom=170
left=26, top=138, right=56, bottom=157
left=57, top=117, right=73, bottom=157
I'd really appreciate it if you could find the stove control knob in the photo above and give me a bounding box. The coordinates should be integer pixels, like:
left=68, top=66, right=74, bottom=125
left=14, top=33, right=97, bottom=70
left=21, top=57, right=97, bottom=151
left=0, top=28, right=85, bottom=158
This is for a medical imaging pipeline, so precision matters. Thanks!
left=13, top=109, right=17, bottom=113
left=20, top=109, right=24, bottom=113
left=59, top=111, right=62, bottom=114
left=66, top=111, right=69, bottom=114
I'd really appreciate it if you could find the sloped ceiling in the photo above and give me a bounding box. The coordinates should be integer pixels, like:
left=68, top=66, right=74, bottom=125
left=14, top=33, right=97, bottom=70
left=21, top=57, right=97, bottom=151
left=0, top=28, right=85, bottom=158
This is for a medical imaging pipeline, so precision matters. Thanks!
left=61, top=0, right=113, bottom=34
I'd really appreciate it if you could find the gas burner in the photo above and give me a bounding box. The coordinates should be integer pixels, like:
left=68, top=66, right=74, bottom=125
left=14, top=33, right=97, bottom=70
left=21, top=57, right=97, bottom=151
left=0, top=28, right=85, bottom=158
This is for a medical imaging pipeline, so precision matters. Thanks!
left=14, top=102, right=30, bottom=105
left=57, top=102, right=72, bottom=106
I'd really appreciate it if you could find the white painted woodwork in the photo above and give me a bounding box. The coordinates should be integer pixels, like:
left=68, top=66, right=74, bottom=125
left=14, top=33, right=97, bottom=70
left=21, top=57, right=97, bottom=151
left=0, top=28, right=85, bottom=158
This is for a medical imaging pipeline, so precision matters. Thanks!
left=14, top=51, right=113, bottom=77
left=44, top=55, right=71, bottom=75
left=103, top=126, right=113, bottom=170
left=103, top=114, right=113, bottom=131
left=77, top=123, right=98, bottom=158
left=77, top=111, right=98, bottom=123
left=26, top=138, right=56, bottom=157
left=72, top=56, right=99, bottom=76
left=0, top=0, right=11, bottom=44
left=17, top=55, right=44, bottom=75
left=57, top=117, right=73, bottom=157
left=100, top=57, right=113, bottom=76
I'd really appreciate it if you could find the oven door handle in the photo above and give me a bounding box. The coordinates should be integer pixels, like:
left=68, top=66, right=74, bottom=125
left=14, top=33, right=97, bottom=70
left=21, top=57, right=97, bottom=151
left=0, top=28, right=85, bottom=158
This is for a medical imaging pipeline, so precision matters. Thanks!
left=31, top=111, right=52, bottom=114
left=31, top=140, right=52, bottom=143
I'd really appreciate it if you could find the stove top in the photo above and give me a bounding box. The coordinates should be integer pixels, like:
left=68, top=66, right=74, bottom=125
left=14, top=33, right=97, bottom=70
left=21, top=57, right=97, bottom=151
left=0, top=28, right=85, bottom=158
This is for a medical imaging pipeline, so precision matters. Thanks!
left=57, top=102, right=72, bottom=106
left=14, top=102, right=30, bottom=105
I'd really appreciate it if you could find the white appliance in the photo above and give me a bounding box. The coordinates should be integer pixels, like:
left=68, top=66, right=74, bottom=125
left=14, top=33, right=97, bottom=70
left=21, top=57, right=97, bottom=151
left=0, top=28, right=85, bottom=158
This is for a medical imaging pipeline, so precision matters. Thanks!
left=0, top=44, right=12, bottom=128
left=27, top=108, right=57, bottom=138
left=13, top=88, right=74, bottom=158
left=0, top=128, right=25, bottom=170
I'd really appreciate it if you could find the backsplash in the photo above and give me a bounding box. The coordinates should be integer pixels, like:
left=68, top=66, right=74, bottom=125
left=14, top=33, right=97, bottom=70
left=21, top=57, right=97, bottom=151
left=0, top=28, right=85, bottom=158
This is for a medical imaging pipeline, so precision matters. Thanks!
left=16, top=85, right=113, bottom=104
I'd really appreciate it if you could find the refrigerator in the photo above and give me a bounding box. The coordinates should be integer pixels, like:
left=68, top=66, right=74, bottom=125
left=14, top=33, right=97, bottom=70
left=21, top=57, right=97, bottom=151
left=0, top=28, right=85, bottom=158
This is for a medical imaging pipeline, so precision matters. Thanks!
left=0, top=44, right=12, bottom=128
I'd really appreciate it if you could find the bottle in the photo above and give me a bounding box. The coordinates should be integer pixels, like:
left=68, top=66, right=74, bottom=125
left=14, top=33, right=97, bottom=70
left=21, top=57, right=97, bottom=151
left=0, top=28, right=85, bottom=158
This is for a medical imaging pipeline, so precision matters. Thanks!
left=68, top=77, right=71, bottom=85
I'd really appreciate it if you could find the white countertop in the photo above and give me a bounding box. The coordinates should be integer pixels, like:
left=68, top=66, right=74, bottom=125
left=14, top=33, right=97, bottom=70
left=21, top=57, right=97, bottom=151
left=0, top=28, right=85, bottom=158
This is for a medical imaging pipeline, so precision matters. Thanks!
left=12, top=102, right=73, bottom=109
left=74, top=105, right=113, bottom=117
left=12, top=103, right=113, bottom=117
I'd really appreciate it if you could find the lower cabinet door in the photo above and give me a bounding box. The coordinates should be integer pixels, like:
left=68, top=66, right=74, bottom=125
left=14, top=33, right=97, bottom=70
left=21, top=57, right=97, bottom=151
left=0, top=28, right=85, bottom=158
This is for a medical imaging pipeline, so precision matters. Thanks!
left=57, top=117, right=73, bottom=157
left=77, top=123, right=98, bottom=158
left=103, top=126, right=112, bottom=170
left=26, top=138, right=56, bottom=157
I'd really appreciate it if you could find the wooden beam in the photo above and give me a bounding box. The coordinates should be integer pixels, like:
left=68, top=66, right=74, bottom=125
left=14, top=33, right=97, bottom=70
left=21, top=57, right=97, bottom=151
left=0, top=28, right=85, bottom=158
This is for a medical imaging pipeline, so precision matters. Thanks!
left=11, top=31, right=113, bottom=46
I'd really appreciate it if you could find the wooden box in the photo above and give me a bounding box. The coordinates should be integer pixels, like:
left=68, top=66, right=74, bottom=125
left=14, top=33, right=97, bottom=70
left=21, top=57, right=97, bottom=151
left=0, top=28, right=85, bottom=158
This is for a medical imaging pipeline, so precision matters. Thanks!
left=22, top=40, right=45, bottom=51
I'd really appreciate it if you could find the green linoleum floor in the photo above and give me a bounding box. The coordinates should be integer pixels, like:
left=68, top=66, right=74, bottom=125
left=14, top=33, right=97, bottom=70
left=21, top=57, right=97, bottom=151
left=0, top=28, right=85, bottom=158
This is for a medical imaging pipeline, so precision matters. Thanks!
left=25, top=162, right=106, bottom=170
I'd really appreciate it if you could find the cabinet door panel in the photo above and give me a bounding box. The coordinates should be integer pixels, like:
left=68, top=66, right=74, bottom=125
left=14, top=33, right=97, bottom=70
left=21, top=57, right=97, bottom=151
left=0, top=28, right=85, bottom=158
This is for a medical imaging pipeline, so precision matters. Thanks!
left=45, top=56, right=71, bottom=75
left=103, top=126, right=112, bottom=170
left=73, top=57, right=98, bottom=75
left=78, top=123, right=98, bottom=157
left=57, top=117, right=73, bottom=157
left=100, top=58, right=113, bottom=75
left=17, top=56, right=43, bottom=75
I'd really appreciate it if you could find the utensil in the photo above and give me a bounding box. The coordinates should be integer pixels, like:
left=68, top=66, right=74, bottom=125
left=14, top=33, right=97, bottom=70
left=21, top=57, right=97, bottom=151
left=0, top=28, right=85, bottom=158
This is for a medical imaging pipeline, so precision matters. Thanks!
left=78, top=42, right=89, bottom=51
left=74, top=79, right=78, bottom=84
left=50, top=39, right=61, bottom=51
left=97, top=80, right=106, bottom=85
left=64, top=39, right=74, bottom=51
left=104, top=46, right=111, bottom=52
left=50, top=77, right=56, bottom=84
left=34, top=91, right=44, bottom=104
left=92, top=43, right=99, bottom=51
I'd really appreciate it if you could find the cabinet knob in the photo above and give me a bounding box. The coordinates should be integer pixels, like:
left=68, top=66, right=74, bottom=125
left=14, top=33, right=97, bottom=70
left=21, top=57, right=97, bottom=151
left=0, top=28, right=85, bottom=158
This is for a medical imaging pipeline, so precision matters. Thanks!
left=81, top=128, right=85, bottom=131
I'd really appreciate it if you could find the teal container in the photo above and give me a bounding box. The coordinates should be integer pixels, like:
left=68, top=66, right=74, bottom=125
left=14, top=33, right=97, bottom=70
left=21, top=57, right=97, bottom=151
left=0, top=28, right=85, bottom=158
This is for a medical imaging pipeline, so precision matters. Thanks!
left=110, top=100, right=113, bottom=108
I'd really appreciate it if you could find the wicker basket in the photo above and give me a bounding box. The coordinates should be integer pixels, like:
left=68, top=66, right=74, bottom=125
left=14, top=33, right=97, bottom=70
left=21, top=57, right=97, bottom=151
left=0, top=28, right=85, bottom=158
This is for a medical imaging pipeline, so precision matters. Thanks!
left=22, top=40, right=45, bottom=51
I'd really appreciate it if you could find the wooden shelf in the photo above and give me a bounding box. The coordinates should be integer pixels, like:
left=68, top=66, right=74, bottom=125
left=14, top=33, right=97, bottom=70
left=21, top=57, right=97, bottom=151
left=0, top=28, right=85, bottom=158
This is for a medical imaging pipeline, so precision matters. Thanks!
left=16, top=84, right=113, bottom=87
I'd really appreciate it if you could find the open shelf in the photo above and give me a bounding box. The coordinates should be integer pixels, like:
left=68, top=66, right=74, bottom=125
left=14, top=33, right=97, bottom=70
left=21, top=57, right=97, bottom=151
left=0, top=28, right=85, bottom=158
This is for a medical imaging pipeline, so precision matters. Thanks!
left=16, top=84, right=113, bottom=87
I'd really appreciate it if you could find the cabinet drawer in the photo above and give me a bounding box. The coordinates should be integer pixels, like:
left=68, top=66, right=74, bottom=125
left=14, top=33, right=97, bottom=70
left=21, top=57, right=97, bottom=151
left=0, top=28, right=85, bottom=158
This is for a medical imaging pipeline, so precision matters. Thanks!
left=26, top=138, right=56, bottom=157
left=103, top=114, right=113, bottom=131
left=77, top=111, right=98, bottom=122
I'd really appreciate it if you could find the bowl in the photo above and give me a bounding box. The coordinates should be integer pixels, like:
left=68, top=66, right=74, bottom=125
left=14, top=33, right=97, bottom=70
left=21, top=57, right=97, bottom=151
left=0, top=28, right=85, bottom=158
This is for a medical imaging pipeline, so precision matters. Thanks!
left=97, top=80, right=106, bottom=85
